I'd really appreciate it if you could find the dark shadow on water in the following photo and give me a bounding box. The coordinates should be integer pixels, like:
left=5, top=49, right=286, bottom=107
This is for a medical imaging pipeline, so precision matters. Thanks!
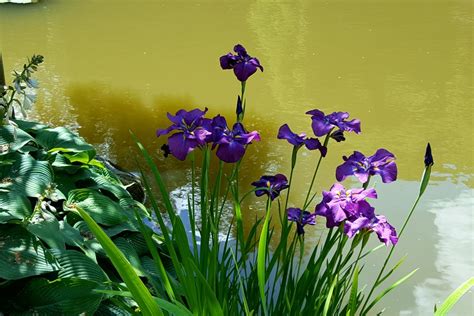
left=65, top=84, right=277, bottom=221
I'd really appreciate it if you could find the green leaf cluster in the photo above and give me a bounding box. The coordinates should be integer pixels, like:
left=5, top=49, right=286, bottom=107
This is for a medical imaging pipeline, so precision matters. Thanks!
left=0, top=120, right=165, bottom=315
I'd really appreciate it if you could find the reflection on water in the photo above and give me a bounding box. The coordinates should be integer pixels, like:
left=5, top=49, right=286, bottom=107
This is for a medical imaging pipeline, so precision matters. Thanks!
left=412, top=187, right=473, bottom=315
left=1, top=0, right=472, bottom=314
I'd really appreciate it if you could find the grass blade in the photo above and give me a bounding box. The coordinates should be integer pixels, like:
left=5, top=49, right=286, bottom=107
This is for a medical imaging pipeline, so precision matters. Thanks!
left=434, top=277, right=474, bottom=316
left=130, top=131, right=174, bottom=217
left=364, top=268, right=418, bottom=314
left=257, top=205, right=271, bottom=316
left=323, top=274, right=338, bottom=316
left=72, top=206, right=162, bottom=316
left=348, top=266, right=359, bottom=316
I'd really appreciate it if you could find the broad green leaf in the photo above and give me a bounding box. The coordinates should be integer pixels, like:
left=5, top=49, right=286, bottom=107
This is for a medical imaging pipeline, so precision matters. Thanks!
left=435, top=277, right=474, bottom=316
left=0, top=188, right=31, bottom=223
left=2, top=153, right=53, bottom=197
left=34, top=126, right=96, bottom=162
left=65, top=189, right=128, bottom=226
left=0, top=225, right=60, bottom=280
left=15, top=119, right=48, bottom=132
left=50, top=249, right=108, bottom=283
left=95, top=300, right=134, bottom=315
left=17, top=277, right=103, bottom=315
left=0, top=124, right=36, bottom=155
left=26, top=210, right=65, bottom=249
left=114, top=236, right=145, bottom=276
left=73, top=205, right=163, bottom=316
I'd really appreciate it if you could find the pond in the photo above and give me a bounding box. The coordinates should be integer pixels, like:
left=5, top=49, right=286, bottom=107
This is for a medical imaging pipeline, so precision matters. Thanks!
left=1, top=0, right=472, bottom=314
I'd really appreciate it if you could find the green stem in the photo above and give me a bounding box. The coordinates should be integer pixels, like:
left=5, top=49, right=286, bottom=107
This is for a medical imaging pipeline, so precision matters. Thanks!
left=284, top=146, right=298, bottom=213
left=303, top=133, right=331, bottom=209
left=238, top=81, right=246, bottom=122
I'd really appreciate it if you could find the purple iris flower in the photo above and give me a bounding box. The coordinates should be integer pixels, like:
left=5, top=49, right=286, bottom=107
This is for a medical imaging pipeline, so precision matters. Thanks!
left=251, top=174, right=289, bottom=201
left=305, top=109, right=361, bottom=137
left=287, top=208, right=316, bottom=235
left=336, top=149, right=397, bottom=184
left=210, top=115, right=260, bottom=163
left=156, top=108, right=212, bottom=161
left=315, top=183, right=377, bottom=228
left=316, top=183, right=398, bottom=245
left=277, top=124, right=327, bottom=156
left=345, top=215, right=398, bottom=246
left=220, top=44, right=264, bottom=82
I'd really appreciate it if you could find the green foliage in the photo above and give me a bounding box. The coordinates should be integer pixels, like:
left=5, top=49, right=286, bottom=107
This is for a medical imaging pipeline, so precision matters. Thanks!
left=0, top=58, right=166, bottom=314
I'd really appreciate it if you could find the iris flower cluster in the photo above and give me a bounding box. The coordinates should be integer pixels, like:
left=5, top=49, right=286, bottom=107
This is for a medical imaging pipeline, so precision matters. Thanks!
left=156, top=108, right=260, bottom=163
left=251, top=108, right=398, bottom=244
left=315, top=149, right=399, bottom=245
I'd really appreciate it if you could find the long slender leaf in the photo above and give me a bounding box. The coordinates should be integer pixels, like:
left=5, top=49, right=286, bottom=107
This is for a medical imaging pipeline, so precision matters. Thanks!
left=95, top=289, right=194, bottom=316
left=323, top=274, right=338, bottom=316
left=129, top=131, right=174, bottom=216
left=364, top=268, right=418, bottom=314
left=348, top=266, right=359, bottom=316
left=72, top=205, right=162, bottom=316
left=434, top=277, right=474, bottom=316
left=257, top=208, right=271, bottom=316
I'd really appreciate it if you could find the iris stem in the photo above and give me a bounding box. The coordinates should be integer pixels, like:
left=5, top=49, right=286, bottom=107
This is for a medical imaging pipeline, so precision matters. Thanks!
left=190, top=153, right=198, bottom=256
left=238, top=81, right=246, bottom=122
left=303, top=133, right=331, bottom=209
left=284, top=146, right=298, bottom=214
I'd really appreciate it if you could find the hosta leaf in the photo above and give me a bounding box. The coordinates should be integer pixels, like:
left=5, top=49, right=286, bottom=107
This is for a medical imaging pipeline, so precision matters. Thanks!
left=15, top=119, right=48, bottom=133
left=0, top=124, right=36, bottom=155
left=34, top=126, right=96, bottom=162
left=0, top=225, right=60, bottom=280
left=95, top=300, right=133, bottom=316
left=65, top=189, right=128, bottom=226
left=2, top=153, right=53, bottom=197
left=26, top=210, right=65, bottom=249
left=54, top=167, right=93, bottom=197
left=0, top=188, right=31, bottom=223
left=16, top=277, right=103, bottom=315
left=50, top=249, right=108, bottom=283
left=114, top=236, right=145, bottom=276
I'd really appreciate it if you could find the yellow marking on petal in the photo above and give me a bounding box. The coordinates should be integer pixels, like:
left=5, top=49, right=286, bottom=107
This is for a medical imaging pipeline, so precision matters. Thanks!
left=266, top=181, right=271, bottom=187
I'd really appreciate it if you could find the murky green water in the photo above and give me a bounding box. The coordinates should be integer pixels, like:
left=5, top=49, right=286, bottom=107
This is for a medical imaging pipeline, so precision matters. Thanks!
left=1, top=0, right=472, bottom=314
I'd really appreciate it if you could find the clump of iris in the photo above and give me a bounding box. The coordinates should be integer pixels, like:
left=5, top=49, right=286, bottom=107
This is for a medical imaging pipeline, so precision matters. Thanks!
left=156, top=108, right=260, bottom=163
left=156, top=108, right=212, bottom=161
left=314, top=183, right=398, bottom=246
